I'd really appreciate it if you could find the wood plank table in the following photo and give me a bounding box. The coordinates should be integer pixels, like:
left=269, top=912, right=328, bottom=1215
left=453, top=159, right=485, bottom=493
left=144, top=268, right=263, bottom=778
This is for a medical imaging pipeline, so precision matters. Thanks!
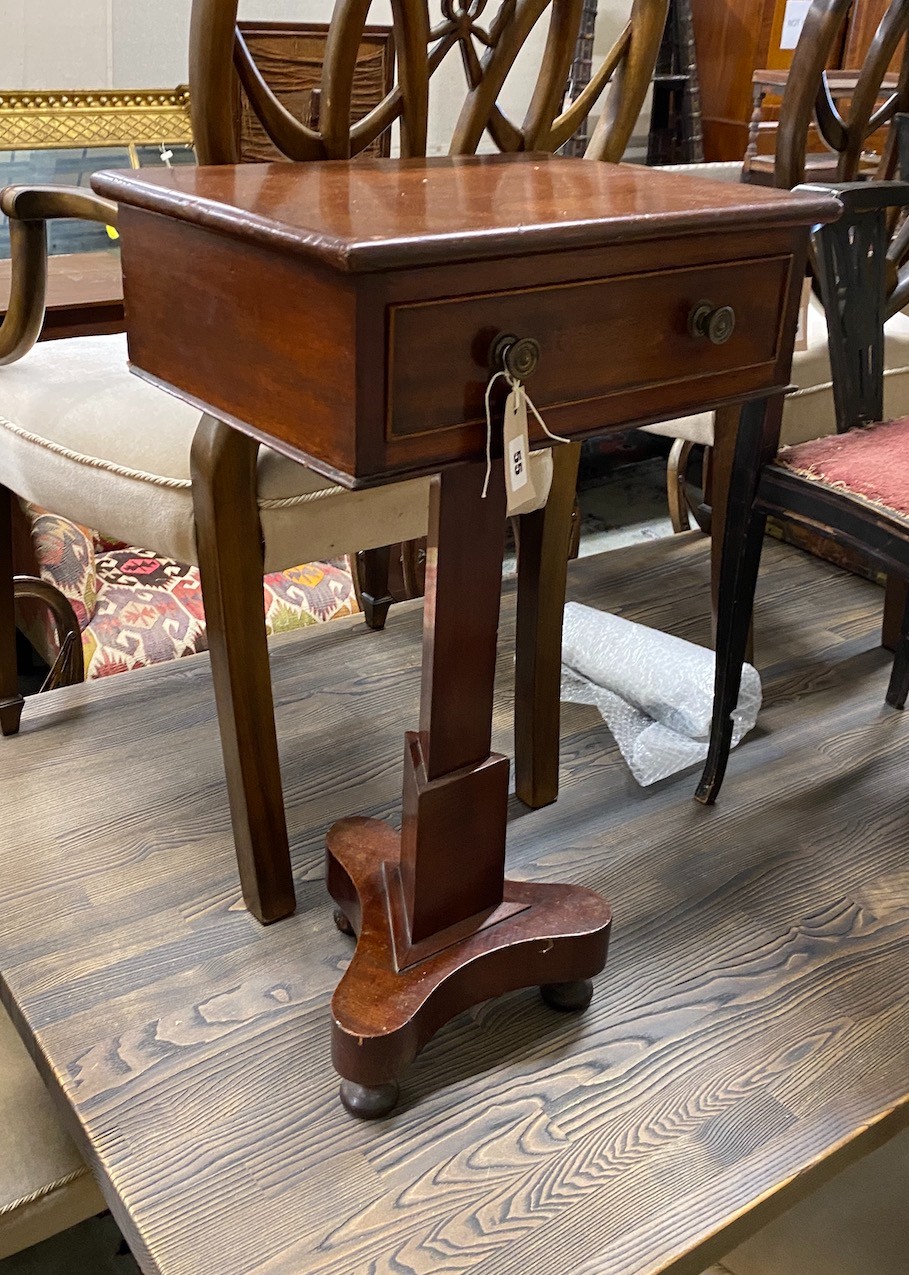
left=1, top=536, right=907, bottom=1274
left=0, top=250, right=124, bottom=341
left=89, top=154, right=836, bottom=1114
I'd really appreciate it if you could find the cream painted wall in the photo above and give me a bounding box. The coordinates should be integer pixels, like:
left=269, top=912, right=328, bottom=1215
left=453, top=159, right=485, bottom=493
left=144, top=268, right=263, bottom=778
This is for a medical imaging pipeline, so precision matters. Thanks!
left=1, top=0, right=638, bottom=156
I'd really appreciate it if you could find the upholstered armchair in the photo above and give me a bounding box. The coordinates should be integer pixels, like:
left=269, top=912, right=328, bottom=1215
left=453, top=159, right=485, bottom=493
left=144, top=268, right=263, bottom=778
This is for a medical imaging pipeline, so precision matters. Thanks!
left=0, top=184, right=446, bottom=927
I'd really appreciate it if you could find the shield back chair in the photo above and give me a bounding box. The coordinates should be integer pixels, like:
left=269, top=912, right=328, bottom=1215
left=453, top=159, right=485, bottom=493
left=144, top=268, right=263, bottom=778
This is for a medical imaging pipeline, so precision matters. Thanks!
left=0, top=0, right=669, bottom=921
left=643, top=0, right=909, bottom=537
left=698, top=179, right=909, bottom=806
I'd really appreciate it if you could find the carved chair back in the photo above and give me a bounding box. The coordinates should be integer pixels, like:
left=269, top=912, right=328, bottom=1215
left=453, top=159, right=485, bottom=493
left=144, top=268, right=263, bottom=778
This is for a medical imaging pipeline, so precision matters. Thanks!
left=776, top=0, right=909, bottom=190
left=804, top=179, right=909, bottom=431
left=188, top=0, right=668, bottom=168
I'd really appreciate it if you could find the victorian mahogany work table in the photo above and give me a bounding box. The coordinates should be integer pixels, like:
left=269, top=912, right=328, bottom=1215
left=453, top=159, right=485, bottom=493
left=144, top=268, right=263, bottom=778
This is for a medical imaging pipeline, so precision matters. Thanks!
left=93, top=155, right=837, bottom=1116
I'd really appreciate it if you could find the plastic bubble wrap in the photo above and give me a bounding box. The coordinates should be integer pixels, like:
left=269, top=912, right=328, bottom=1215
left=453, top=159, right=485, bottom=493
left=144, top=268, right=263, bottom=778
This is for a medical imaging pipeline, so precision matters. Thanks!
left=560, top=602, right=762, bottom=786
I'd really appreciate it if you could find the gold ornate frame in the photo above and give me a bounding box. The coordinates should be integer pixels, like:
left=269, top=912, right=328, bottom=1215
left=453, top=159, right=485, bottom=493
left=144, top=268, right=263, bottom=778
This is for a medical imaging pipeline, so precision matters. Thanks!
left=0, top=87, right=194, bottom=152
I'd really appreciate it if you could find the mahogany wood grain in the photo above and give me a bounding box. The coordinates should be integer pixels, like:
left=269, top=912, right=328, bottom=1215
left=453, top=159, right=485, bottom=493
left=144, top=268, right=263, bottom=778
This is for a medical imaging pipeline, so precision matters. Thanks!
left=190, top=415, right=296, bottom=924
left=388, top=254, right=792, bottom=439
left=1, top=535, right=907, bottom=1273
left=401, top=460, right=509, bottom=936
left=97, top=151, right=831, bottom=1103
left=690, top=0, right=780, bottom=160
left=94, top=158, right=837, bottom=487
left=93, top=156, right=838, bottom=273
left=115, top=205, right=360, bottom=483
left=514, top=441, right=582, bottom=808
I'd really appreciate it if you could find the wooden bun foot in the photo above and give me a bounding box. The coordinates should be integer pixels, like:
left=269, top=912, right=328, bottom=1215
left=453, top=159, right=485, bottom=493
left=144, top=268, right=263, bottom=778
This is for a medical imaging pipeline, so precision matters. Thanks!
left=540, top=978, right=594, bottom=1012
left=333, top=907, right=355, bottom=936
left=339, top=1079, right=400, bottom=1119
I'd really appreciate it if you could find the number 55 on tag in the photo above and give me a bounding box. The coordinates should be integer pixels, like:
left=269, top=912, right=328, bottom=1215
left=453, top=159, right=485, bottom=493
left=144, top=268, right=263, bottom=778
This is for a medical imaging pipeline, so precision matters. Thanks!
left=503, top=386, right=540, bottom=515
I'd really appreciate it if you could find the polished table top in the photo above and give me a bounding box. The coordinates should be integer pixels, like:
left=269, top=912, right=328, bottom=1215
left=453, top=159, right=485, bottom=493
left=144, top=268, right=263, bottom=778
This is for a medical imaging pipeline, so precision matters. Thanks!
left=92, top=157, right=838, bottom=488
left=94, top=154, right=837, bottom=272
left=1, top=536, right=906, bottom=1274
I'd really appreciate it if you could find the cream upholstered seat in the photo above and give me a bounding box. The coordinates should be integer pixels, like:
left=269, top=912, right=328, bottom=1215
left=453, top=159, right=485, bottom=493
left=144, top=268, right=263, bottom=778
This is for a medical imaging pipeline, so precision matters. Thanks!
left=0, top=333, right=434, bottom=571
left=0, top=1004, right=105, bottom=1259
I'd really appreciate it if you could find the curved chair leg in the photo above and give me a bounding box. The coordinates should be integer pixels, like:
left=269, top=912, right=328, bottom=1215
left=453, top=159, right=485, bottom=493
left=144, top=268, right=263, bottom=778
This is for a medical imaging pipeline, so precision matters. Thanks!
left=885, top=579, right=909, bottom=709
left=13, top=575, right=84, bottom=690
left=191, top=414, right=295, bottom=924
left=514, top=442, right=581, bottom=809
left=697, top=397, right=781, bottom=806
left=0, top=484, right=25, bottom=737
left=667, top=438, right=695, bottom=533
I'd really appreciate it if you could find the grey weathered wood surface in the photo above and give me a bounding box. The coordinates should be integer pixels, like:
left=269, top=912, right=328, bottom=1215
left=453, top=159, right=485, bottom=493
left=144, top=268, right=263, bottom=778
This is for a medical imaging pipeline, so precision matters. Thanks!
left=1, top=533, right=907, bottom=1275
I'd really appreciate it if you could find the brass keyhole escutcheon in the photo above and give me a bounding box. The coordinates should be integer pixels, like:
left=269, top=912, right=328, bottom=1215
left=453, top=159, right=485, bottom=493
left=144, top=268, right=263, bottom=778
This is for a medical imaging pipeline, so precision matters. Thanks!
left=688, top=300, right=736, bottom=346
left=490, top=332, right=542, bottom=379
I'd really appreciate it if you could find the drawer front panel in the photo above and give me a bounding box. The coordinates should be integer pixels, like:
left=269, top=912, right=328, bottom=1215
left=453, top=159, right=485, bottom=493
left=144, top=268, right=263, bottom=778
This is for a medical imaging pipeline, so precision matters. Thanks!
left=387, top=255, right=792, bottom=441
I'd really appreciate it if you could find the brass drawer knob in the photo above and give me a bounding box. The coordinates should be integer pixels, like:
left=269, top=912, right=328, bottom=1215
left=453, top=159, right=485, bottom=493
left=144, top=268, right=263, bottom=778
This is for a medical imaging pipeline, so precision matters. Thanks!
left=688, top=300, right=736, bottom=346
left=491, top=333, right=541, bottom=379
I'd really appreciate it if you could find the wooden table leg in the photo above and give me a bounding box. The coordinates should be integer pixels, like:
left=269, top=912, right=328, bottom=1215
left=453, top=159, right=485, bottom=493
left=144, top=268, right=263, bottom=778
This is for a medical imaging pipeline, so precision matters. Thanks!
left=697, top=394, right=784, bottom=805
left=514, top=442, right=581, bottom=810
left=326, top=457, right=611, bottom=1118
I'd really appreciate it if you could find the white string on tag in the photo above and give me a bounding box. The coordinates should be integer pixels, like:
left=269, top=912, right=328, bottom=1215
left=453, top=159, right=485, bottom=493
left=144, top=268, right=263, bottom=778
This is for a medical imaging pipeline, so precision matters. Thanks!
left=483, top=369, right=514, bottom=498
left=524, top=391, right=569, bottom=446
left=483, top=370, right=570, bottom=498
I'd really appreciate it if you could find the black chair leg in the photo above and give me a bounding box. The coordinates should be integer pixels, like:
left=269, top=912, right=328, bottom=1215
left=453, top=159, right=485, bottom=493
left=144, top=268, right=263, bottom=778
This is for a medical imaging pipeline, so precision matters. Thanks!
left=885, top=581, right=909, bottom=709
left=356, top=546, right=394, bottom=632
left=696, top=396, right=781, bottom=806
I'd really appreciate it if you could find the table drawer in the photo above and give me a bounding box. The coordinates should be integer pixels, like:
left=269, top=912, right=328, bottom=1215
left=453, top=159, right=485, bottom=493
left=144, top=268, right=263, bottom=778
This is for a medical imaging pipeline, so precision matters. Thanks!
left=387, top=255, right=792, bottom=443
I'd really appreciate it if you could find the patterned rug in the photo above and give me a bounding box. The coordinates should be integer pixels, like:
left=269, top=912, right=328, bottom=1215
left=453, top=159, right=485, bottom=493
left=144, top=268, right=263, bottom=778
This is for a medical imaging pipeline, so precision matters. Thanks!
left=21, top=505, right=359, bottom=680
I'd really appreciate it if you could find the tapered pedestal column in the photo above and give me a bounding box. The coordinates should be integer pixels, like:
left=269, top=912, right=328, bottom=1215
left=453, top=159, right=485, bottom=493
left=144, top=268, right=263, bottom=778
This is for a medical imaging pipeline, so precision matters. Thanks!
left=326, top=458, right=612, bottom=1117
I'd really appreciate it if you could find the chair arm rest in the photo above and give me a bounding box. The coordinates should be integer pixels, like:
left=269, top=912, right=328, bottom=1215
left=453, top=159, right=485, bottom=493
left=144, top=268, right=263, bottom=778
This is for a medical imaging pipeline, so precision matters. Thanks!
left=796, top=179, right=909, bottom=217
left=1, top=184, right=118, bottom=226
left=0, top=185, right=119, bottom=366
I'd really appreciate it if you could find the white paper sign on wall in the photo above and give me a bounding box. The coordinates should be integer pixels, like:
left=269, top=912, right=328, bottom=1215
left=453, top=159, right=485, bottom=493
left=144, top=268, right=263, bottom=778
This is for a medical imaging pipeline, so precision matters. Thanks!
left=780, top=0, right=812, bottom=50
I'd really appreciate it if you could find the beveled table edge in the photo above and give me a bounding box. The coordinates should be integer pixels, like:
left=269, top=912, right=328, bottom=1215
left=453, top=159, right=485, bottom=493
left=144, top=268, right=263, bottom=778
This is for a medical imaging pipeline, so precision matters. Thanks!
left=92, top=156, right=841, bottom=275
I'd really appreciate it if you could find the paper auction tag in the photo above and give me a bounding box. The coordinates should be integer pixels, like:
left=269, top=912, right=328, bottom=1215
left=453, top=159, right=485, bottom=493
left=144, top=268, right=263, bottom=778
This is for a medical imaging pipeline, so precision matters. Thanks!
left=793, top=275, right=811, bottom=352
left=503, top=386, right=539, bottom=515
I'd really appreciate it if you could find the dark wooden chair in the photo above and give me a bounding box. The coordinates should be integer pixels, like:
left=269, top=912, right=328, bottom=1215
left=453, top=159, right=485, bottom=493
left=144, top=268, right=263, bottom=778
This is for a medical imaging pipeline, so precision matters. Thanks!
left=698, top=179, right=909, bottom=805
left=651, top=0, right=909, bottom=538
left=0, top=0, right=669, bottom=923
left=772, top=0, right=909, bottom=191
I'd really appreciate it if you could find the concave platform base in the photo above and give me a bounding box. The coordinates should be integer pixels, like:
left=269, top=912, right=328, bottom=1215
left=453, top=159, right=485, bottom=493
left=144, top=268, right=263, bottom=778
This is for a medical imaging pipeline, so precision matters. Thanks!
left=326, top=815, right=612, bottom=1117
